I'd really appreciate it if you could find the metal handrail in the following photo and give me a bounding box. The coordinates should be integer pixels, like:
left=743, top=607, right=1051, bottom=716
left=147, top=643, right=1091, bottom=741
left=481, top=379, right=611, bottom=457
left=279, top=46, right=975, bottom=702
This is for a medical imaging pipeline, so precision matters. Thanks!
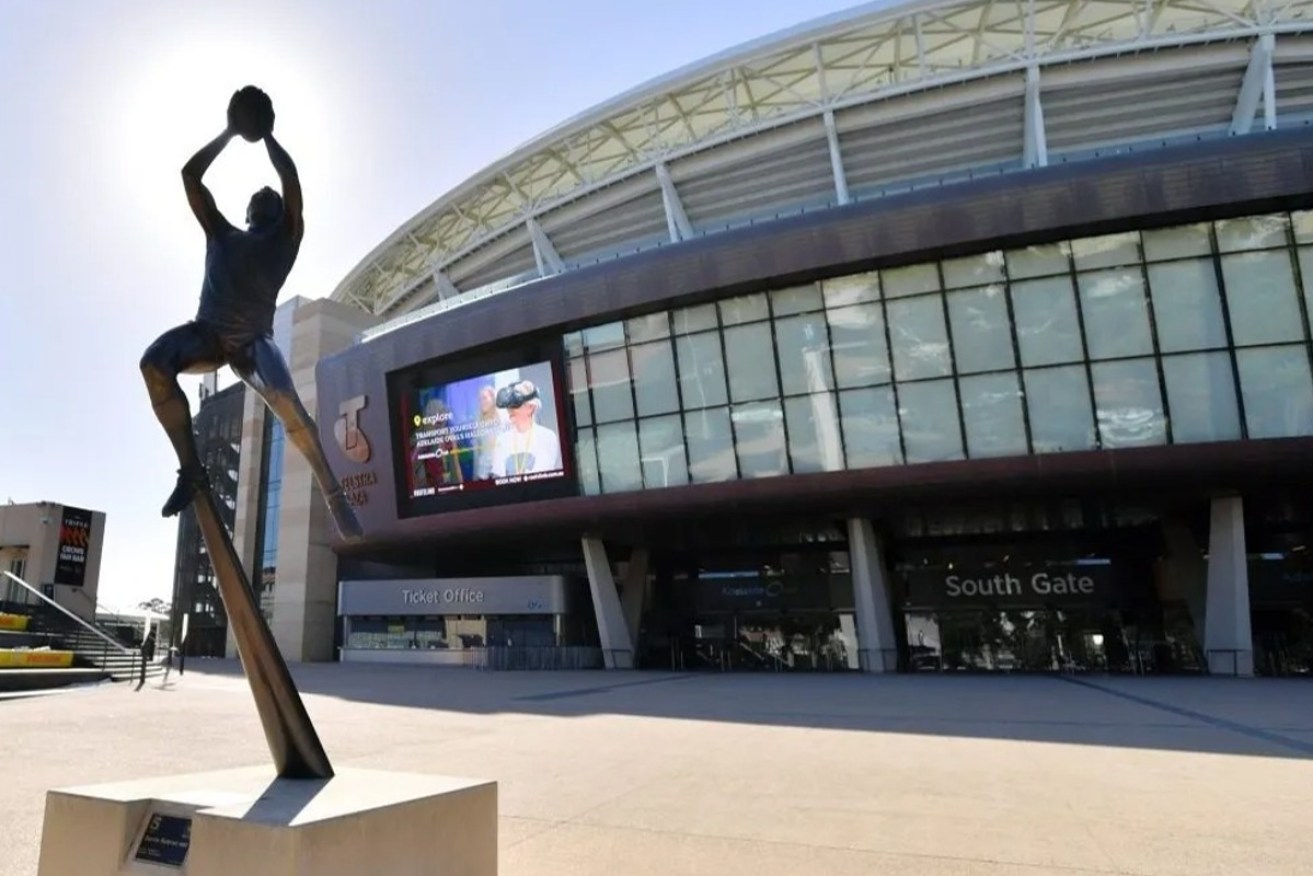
left=2, top=571, right=132, bottom=654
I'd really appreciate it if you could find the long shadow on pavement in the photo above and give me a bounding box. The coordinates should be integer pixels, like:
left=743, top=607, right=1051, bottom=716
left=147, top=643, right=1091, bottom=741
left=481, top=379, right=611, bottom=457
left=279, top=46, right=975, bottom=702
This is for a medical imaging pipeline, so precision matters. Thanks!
left=178, top=658, right=1313, bottom=760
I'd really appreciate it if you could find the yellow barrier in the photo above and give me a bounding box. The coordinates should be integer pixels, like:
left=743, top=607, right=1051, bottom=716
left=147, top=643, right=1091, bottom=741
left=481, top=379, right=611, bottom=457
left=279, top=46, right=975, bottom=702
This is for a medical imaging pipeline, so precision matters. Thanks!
left=0, top=613, right=30, bottom=632
left=0, top=649, right=74, bottom=668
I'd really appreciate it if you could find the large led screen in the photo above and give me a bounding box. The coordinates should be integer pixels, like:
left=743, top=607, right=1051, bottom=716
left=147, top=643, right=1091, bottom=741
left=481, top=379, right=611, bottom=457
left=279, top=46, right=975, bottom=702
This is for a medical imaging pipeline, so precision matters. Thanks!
left=390, top=349, right=576, bottom=516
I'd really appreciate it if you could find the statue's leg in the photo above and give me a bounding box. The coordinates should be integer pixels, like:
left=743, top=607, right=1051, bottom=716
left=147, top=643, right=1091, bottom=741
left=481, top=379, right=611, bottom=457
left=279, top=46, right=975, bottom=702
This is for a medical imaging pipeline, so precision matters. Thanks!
left=139, top=323, right=226, bottom=516
left=231, top=336, right=364, bottom=542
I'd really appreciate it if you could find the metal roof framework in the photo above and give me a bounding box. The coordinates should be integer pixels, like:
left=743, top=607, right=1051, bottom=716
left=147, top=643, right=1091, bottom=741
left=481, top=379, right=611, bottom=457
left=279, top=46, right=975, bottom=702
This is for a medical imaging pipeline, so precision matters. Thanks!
left=331, top=0, right=1313, bottom=327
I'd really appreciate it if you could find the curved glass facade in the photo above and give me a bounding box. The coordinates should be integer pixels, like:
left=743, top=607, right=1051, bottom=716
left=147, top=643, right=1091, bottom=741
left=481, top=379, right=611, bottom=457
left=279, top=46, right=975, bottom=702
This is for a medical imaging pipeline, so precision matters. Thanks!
left=565, top=211, right=1313, bottom=496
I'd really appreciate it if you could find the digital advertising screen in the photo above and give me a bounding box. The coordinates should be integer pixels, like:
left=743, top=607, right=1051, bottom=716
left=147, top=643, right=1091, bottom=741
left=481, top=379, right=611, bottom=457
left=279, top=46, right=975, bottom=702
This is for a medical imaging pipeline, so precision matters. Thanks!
left=390, top=347, right=576, bottom=516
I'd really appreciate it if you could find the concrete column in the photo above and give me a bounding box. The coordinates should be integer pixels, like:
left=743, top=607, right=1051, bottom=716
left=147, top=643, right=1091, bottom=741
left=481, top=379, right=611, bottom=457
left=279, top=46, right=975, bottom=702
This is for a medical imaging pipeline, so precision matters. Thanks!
left=619, top=547, right=648, bottom=648
left=1204, top=495, right=1254, bottom=676
left=847, top=517, right=899, bottom=673
left=581, top=536, right=635, bottom=669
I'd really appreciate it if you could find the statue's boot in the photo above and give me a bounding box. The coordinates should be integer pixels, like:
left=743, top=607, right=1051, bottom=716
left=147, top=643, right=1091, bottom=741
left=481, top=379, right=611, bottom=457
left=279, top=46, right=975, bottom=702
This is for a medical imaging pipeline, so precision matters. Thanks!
left=161, top=465, right=212, bottom=517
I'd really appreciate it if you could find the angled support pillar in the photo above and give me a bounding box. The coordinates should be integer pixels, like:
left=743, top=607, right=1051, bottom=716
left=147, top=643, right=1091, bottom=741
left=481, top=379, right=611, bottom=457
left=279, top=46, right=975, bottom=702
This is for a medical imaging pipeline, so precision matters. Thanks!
left=620, top=547, right=649, bottom=650
left=1204, top=496, right=1254, bottom=676
left=846, top=518, right=899, bottom=673
left=1023, top=65, right=1048, bottom=168
left=823, top=110, right=850, bottom=205
left=581, top=536, right=635, bottom=669
left=654, top=162, right=693, bottom=242
left=1231, top=33, right=1276, bottom=135
left=432, top=269, right=461, bottom=301
left=526, top=217, right=565, bottom=276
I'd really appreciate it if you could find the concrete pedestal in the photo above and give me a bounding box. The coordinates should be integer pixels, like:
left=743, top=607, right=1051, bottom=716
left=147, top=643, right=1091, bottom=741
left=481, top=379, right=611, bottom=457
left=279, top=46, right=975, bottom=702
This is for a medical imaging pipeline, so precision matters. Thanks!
left=36, top=766, right=497, bottom=876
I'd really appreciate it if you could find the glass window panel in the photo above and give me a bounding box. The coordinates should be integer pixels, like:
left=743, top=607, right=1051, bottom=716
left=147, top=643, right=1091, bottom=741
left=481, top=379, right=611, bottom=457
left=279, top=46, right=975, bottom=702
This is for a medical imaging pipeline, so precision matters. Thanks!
left=1161, top=352, right=1241, bottom=444
left=1072, top=232, right=1141, bottom=271
left=587, top=348, right=634, bottom=423
left=638, top=415, right=689, bottom=489
left=1148, top=259, right=1228, bottom=353
left=719, top=292, right=770, bottom=326
left=838, top=387, right=903, bottom=468
left=942, top=251, right=1005, bottom=289
left=1024, top=366, right=1096, bottom=453
left=828, top=303, right=890, bottom=388
left=673, top=303, right=718, bottom=335
left=732, top=401, right=788, bottom=478
left=627, top=312, right=670, bottom=343
left=1010, top=275, right=1084, bottom=366
left=887, top=296, right=951, bottom=381
left=631, top=340, right=680, bottom=417
left=898, top=379, right=963, bottom=463
left=1293, top=211, right=1313, bottom=244
left=1091, top=358, right=1167, bottom=448
left=563, top=331, right=584, bottom=358
left=1222, top=251, right=1304, bottom=345
left=783, top=394, right=845, bottom=474
left=1142, top=223, right=1212, bottom=261
left=567, top=357, right=592, bottom=428
left=674, top=332, right=728, bottom=409
left=960, top=372, right=1028, bottom=458
left=596, top=422, right=642, bottom=493
left=1236, top=346, right=1313, bottom=439
left=684, top=407, right=737, bottom=483
left=947, top=285, right=1015, bottom=374
left=882, top=263, right=940, bottom=298
left=1295, top=246, right=1313, bottom=337
left=576, top=429, right=600, bottom=496
left=1006, top=242, right=1071, bottom=279
left=582, top=321, right=625, bottom=351
left=822, top=271, right=880, bottom=307
left=775, top=313, right=833, bottom=396
left=1216, top=214, right=1290, bottom=252
left=1078, top=268, right=1154, bottom=360
left=724, top=323, right=780, bottom=402
left=771, top=284, right=823, bottom=317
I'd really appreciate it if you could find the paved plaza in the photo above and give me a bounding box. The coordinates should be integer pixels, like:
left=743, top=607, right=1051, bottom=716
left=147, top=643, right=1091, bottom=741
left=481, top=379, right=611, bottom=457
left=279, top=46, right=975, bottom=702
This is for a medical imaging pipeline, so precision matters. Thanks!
left=2, top=662, right=1312, bottom=875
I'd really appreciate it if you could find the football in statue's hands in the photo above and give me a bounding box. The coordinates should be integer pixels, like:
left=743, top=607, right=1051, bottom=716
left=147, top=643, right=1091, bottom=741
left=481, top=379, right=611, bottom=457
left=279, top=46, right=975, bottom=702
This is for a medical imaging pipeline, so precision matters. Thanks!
left=228, top=86, right=275, bottom=142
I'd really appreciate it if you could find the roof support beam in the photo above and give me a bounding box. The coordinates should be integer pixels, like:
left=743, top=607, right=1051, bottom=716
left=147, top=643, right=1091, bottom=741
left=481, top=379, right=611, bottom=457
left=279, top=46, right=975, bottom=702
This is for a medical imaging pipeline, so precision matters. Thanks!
left=655, top=162, right=694, bottom=242
left=1231, top=33, right=1276, bottom=135
left=432, top=269, right=461, bottom=301
left=823, top=110, right=851, bottom=205
left=1023, top=65, right=1048, bottom=169
left=526, top=217, right=565, bottom=276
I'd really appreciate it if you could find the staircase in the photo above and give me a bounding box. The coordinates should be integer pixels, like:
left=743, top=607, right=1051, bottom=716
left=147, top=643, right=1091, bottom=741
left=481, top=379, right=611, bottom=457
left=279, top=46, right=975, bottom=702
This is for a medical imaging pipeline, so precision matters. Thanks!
left=25, top=606, right=165, bottom=683
left=1, top=573, right=165, bottom=691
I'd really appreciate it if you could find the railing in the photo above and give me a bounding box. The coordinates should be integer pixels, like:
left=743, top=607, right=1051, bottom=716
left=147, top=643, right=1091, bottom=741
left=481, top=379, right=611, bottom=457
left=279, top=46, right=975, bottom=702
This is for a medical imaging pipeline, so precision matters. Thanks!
left=467, top=646, right=605, bottom=671
left=2, top=571, right=142, bottom=683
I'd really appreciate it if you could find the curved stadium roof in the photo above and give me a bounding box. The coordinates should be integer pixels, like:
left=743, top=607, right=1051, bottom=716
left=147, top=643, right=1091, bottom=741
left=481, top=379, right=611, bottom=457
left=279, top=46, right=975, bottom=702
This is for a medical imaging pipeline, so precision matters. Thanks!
left=334, top=0, right=1313, bottom=338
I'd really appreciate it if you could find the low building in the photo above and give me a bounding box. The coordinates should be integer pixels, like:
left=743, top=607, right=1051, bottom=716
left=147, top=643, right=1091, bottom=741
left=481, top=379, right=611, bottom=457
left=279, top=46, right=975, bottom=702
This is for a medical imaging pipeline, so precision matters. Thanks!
left=0, top=501, right=106, bottom=621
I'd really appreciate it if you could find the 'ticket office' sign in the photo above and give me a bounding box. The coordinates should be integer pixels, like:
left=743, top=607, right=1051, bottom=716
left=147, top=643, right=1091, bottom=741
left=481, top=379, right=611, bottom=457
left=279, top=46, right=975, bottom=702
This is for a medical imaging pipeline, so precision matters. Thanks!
left=904, top=564, right=1114, bottom=607
left=337, top=576, right=569, bottom=617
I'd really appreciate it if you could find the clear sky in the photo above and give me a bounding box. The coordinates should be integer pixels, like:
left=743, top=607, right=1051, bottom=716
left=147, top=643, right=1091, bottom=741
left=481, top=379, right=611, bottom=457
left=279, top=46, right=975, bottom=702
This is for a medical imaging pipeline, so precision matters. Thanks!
left=0, top=0, right=865, bottom=610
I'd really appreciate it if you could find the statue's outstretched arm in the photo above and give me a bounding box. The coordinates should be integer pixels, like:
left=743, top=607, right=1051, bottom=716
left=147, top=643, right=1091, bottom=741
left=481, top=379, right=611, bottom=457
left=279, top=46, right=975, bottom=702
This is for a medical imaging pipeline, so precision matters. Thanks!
left=264, top=133, right=303, bottom=241
left=182, top=130, right=235, bottom=236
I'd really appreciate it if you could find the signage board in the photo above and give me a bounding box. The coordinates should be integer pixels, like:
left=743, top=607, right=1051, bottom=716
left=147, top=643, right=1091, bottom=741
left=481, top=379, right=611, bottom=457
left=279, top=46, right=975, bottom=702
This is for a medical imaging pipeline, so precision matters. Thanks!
left=904, top=563, right=1115, bottom=607
left=53, top=506, right=93, bottom=587
left=133, top=812, right=192, bottom=868
left=338, top=576, right=570, bottom=617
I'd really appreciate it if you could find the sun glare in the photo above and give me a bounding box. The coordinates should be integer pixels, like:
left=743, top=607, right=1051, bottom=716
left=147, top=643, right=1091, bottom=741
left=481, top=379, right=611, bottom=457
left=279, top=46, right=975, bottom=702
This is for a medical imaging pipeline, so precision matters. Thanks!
left=110, top=24, right=338, bottom=236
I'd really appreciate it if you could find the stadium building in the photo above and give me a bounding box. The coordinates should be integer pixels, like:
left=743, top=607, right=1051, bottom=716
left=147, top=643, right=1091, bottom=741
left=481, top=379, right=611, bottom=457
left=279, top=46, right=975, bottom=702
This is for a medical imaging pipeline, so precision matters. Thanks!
left=204, top=0, right=1313, bottom=677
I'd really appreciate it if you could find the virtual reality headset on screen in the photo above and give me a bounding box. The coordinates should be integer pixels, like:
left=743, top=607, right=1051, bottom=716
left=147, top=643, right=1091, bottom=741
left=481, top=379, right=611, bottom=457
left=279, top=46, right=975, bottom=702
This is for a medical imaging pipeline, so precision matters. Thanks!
left=496, top=380, right=540, bottom=409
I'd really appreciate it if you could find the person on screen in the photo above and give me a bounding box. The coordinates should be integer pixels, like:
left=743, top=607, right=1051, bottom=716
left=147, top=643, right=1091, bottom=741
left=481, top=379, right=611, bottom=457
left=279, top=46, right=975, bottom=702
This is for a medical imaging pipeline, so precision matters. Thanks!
left=473, top=384, right=505, bottom=480
left=491, top=380, right=561, bottom=477
left=411, top=397, right=465, bottom=488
